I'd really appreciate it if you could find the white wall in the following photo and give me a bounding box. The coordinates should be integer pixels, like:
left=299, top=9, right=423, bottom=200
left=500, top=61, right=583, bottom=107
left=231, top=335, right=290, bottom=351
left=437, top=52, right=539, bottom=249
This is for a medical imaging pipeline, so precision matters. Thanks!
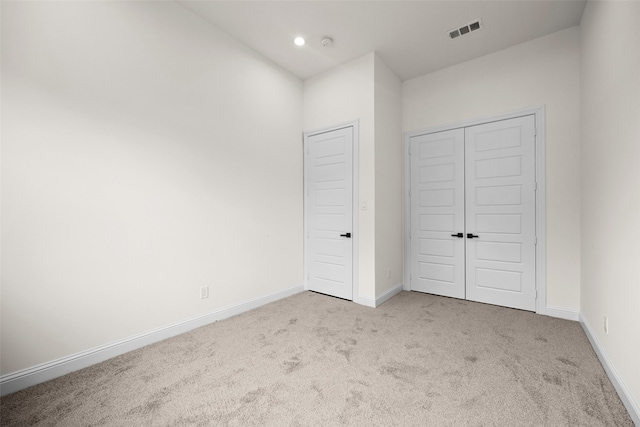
left=303, top=53, right=377, bottom=301
left=373, top=55, right=403, bottom=295
left=1, top=1, right=303, bottom=375
left=580, top=0, right=640, bottom=412
left=403, top=27, right=581, bottom=313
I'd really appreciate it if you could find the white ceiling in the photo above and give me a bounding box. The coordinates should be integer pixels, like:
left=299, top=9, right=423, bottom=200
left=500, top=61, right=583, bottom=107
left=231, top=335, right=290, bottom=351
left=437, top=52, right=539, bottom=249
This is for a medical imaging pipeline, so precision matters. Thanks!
left=179, top=1, right=586, bottom=81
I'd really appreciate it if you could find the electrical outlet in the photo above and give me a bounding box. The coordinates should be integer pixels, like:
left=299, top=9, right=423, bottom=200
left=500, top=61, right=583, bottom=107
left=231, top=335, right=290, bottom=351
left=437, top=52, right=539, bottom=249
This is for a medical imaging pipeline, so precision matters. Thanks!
left=386, top=269, right=391, bottom=279
left=200, top=286, right=209, bottom=300
left=604, top=316, right=608, bottom=334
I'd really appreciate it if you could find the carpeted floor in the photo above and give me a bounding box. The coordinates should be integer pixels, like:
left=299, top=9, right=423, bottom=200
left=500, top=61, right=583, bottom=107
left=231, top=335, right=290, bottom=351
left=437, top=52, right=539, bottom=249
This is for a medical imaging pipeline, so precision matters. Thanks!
left=0, top=291, right=633, bottom=426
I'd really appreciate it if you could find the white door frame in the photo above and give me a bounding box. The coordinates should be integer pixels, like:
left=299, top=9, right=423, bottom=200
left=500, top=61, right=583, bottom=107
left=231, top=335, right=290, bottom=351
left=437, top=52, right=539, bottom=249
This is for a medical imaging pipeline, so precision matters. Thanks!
left=304, top=120, right=359, bottom=301
left=403, top=106, right=547, bottom=315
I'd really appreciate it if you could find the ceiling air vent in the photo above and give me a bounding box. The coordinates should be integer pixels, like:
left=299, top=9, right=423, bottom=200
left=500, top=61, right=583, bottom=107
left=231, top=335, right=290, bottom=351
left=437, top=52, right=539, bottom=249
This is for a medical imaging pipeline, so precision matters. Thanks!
left=448, top=19, right=483, bottom=40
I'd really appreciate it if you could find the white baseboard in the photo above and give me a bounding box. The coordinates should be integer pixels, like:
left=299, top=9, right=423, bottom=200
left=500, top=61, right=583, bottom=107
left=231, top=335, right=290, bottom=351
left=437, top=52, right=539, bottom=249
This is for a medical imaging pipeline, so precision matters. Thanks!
left=353, top=283, right=404, bottom=308
left=353, top=294, right=376, bottom=308
left=0, top=284, right=305, bottom=396
left=545, top=305, right=579, bottom=321
left=579, top=314, right=640, bottom=425
left=376, top=283, right=404, bottom=307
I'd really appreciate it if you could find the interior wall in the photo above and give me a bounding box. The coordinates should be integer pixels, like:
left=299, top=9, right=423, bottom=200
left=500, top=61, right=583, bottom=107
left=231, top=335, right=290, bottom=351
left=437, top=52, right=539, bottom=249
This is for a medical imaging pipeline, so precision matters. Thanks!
left=303, top=53, right=377, bottom=301
left=373, top=54, right=403, bottom=296
left=402, top=27, right=581, bottom=313
left=580, top=0, right=640, bottom=410
left=1, top=1, right=303, bottom=375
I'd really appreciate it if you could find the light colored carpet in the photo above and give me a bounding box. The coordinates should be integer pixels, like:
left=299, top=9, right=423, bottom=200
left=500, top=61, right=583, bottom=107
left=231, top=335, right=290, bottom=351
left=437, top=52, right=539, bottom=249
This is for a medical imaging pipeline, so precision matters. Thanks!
left=0, top=291, right=633, bottom=426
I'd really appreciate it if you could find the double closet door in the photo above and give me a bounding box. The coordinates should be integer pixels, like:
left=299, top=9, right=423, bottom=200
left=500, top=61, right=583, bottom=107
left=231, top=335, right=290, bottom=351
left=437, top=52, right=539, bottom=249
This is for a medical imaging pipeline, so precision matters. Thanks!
left=409, top=115, right=537, bottom=311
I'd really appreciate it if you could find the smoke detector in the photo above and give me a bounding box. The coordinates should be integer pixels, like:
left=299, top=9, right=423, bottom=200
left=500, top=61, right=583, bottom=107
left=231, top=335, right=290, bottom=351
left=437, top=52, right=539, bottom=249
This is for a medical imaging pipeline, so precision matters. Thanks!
left=321, top=37, right=334, bottom=47
left=448, top=19, right=483, bottom=40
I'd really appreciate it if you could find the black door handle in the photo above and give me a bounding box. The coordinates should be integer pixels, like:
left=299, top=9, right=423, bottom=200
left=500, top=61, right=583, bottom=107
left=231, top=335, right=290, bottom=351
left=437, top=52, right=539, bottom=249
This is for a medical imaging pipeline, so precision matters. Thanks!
left=340, top=233, right=351, bottom=238
left=467, top=233, right=479, bottom=239
left=450, top=233, right=463, bottom=238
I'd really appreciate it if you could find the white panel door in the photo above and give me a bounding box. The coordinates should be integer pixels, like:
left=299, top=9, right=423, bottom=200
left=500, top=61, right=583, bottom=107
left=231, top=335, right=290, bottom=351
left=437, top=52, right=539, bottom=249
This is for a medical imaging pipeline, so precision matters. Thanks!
left=305, top=127, right=353, bottom=301
left=408, top=115, right=537, bottom=311
left=465, top=116, right=536, bottom=311
left=410, top=129, right=465, bottom=299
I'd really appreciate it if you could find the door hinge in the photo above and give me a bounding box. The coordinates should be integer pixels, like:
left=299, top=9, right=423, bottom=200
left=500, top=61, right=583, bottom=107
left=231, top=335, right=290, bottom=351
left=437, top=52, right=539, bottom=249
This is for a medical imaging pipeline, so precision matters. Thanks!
left=534, top=182, right=537, bottom=191
left=534, top=236, right=537, bottom=245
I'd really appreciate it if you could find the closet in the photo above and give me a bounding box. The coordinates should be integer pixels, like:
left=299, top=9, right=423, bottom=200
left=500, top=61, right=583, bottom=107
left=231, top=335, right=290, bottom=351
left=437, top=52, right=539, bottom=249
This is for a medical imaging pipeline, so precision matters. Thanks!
left=408, top=115, right=537, bottom=311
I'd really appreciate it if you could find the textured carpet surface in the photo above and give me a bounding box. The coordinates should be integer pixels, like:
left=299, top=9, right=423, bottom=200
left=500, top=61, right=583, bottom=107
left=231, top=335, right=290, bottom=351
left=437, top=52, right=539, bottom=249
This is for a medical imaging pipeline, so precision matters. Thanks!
left=0, top=291, right=633, bottom=426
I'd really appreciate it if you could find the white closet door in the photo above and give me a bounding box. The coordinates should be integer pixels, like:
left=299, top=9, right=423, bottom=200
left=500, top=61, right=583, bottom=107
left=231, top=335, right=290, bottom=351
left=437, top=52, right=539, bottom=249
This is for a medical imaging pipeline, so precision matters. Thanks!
left=409, top=129, right=465, bottom=299
left=306, top=126, right=354, bottom=301
left=464, top=116, right=536, bottom=311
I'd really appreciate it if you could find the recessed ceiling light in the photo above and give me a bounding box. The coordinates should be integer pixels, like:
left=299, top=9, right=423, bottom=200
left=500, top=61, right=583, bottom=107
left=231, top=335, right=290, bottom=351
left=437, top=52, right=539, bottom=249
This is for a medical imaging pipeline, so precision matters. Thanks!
left=293, top=37, right=306, bottom=46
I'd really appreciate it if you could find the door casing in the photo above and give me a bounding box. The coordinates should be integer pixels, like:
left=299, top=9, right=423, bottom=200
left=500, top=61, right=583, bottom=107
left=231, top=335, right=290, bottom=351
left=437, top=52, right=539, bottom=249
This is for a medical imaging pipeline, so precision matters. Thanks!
left=304, top=120, right=359, bottom=301
left=403, top=106, right=547, bottom=315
